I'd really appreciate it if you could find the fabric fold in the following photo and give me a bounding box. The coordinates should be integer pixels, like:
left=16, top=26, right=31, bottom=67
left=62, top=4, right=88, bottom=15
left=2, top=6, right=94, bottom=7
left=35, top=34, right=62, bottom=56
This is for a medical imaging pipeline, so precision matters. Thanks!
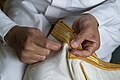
left=23, top=21, right=120, bottom=80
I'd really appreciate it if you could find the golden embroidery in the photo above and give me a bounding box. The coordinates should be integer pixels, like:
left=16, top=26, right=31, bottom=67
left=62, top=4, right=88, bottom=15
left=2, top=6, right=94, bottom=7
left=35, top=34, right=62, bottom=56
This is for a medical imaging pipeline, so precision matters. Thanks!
left=51, top=20, right=120, bottom=70
left=80, top=63, right=88, bottom=80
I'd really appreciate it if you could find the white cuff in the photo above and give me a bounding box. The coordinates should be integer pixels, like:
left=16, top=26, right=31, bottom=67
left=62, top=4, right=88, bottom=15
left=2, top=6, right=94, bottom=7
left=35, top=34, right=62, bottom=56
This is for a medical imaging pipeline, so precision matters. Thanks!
left=51, top=0, right=67, bottom=9
left=45, top=6, right=61, bottom=18
left=0, top=10, right=17, bottom=43
left=87, top=1, right=118, bottom=27
left=47, top=0, right=52, bottom=3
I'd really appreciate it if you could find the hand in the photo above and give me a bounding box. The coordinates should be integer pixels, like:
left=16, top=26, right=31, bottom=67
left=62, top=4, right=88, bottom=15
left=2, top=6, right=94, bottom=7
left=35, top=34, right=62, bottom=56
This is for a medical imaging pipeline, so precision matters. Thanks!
left=70, top=14, right=100, bottom=57
left=5, top=26, right=61, bottom=64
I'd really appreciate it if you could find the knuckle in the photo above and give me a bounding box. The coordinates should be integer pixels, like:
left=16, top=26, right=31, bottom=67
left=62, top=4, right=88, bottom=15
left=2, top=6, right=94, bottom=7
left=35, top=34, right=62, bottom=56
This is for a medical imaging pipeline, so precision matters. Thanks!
left=24, top=43, right=35, bottom=51
left=97, top=42, right=100, bottom=49
left=45, top=50, right=50, bottom=56
left=39, top=49, right=50, bottom=56
left=81, top=51, right=92, bottom=57
left=94, top=43, right=100, bottom=50
left=26, top=34, right=34, bottom=43
left=44, top=41, right=49, bottom=48
left=85, top=53, right=92, bottom=57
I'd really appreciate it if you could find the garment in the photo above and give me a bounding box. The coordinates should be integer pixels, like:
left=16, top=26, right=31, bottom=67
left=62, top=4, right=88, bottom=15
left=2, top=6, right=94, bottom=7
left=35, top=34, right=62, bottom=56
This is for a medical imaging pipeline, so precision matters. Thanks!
left=0, top=10, right=16, bottom=41
left=0, top=0, right=120, bottom=80
left=0, top=10, right=26, bottom=80
left=4, top=0, right=120, bottom=61
left=23, top=20, right=120, bottom=80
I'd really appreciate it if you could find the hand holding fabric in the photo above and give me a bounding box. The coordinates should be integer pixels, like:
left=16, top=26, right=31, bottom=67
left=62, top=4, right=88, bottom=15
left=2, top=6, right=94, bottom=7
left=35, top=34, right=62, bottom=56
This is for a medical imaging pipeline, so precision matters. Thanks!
left=4, top=26, right=61, bottom=64
left=71, top=14, right=100, bottom=57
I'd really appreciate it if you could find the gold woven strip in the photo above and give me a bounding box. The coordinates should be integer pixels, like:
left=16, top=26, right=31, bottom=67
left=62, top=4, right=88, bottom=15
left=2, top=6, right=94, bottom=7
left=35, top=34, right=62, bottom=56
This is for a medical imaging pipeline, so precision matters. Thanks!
left=80, top=63, right=88, bottom=80
left=51, top=20, right=120, bottom=70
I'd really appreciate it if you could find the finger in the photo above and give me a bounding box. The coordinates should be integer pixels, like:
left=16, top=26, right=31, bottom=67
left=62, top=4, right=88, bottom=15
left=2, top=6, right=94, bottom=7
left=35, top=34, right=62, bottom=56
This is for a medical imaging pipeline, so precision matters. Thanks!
left=20, top=51, right=46, bottom=63
left=72, top=18, right=80, bottom=34
left=44, top=39, right=61, bottom=51
left=20, top=59, right=38, bottom=64
left=71, top=32, right=87, bottom=48
left=20, top=55, right=46, bottom=64
left=36, top=46, right=50, bottom=56
left=24, top=42, right=50, bottom=56
left=71, top=49, right=91, bottom=57
left=71, top=42, right=98, bottom=57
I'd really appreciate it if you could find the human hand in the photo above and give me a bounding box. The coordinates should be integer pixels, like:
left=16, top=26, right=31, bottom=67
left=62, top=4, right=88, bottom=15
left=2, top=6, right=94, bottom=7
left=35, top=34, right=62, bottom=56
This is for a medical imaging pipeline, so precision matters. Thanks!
left=5, top=26, right=61, bottom=64
left=70, top=14, right=100, bottom=57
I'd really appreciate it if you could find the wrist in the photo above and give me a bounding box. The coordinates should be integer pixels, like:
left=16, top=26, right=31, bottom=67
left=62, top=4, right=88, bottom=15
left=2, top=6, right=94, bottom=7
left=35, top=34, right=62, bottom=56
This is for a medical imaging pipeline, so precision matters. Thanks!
left=4, top=25, right=19, bottom=44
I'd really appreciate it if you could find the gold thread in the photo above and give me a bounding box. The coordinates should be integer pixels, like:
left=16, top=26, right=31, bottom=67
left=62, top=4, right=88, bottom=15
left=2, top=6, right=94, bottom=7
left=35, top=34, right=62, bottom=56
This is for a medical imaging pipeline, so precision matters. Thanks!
left=80, top=63, right=88, bottom=80
left=51, top=20, right=120, bottom=70
left=69, top=53, right=120, bottom=70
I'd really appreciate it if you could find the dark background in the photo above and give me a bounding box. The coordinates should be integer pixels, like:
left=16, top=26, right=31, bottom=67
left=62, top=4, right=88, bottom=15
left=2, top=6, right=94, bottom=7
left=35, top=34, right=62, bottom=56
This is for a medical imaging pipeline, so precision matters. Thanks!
left=111, top=46, right=120, bottom=64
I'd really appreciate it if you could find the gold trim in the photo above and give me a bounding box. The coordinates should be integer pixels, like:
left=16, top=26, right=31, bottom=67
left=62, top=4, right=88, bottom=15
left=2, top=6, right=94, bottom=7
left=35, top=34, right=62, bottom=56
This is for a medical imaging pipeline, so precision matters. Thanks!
left=51, top=20, right=120, bottom=70
left=80, top=63, right=88, bottom=80
left=51, top=20, right=76, bottom=48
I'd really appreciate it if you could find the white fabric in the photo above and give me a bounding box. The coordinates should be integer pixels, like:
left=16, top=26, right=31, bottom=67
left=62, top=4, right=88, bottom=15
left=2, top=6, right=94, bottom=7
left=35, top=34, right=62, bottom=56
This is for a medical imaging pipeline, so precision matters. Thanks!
left=0, top=0, right=120, bottom=80
left=24, top=43, right=71, bottom=80
left=23, top=21, right=120, bottom=80
left=51, top=0, right=105, bottom=10
left=4, top=0, right=120, bottom=61
left=0, top=10, right=26, bottom=80
left=23, top=41, right=120, bottom=80
left=0, top=41, right=27, bottom=80
left=0, top=10, right=17, bottom=42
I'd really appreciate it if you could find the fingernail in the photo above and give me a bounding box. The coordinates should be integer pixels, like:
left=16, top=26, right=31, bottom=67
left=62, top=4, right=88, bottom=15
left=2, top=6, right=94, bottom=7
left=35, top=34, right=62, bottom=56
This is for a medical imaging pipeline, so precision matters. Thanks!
left=71, top=40, right=78, bottom=48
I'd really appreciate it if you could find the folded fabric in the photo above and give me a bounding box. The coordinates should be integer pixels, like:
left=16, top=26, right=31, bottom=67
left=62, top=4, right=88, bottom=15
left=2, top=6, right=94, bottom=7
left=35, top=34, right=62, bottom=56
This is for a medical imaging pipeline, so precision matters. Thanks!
left=23, top=21, right=120, bottom=80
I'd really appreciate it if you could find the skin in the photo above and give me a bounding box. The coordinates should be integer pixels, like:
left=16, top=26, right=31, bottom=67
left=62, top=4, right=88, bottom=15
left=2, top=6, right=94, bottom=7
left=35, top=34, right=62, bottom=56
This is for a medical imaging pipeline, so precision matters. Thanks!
left=70, top=14, right=100, bottom=57
left=4, top=14, right=100, bottom=64
left=5, top=26, right=61, bottom=64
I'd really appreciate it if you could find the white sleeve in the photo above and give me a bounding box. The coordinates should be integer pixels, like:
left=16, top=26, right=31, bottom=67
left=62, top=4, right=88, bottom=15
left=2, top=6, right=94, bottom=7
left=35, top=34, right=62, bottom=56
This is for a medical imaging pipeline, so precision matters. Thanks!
left=88, top=0, right=120, bottom=27
left=45, top=0, right=106, bottom=19
left=88, top=0, right=120, bottom=60
left=88, top=0, right=120, bottom=43
left=0, top=9, right=17, bottom=41
left=51, top=0, right=105, bottom=11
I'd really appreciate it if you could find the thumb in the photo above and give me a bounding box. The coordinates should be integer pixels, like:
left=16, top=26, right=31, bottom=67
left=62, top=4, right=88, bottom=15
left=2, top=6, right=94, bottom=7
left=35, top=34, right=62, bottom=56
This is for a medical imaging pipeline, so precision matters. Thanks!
left=45, top=39, right=61, bottom=51
left=72, top=18, right=80, bottom=34
left=71, top=32, right=86, bottom=48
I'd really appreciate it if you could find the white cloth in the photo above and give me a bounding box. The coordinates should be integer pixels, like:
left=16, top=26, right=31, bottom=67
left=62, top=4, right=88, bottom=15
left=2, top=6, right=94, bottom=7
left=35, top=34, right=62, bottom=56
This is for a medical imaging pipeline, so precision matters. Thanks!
left=0, top=10, right=26, bottom=80
left=0, top=41, right=26, bottom=80
left=0, top=10, right=16, bottom=41
left=23, top=20, right=120, bottom=80
left=4, top=0, right=120, bottom=61
left=0, top=0, right=120, bottom=80
left=23, top=43, right=120, bottom=80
